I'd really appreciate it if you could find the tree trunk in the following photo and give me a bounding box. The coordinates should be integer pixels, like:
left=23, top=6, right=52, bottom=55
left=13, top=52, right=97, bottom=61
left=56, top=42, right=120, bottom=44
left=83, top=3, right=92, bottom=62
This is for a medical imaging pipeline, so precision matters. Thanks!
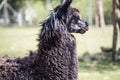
left=112, top=0, right=119, bottom=61
left=46, top=0, right=51, bottom=10
left=88, top=0, right=93, bottom=25
left=4, top=0, right=10, bottom=25
left=118, top=0, right=120, bottom=29
left=95, top=0, right=105, bottom=27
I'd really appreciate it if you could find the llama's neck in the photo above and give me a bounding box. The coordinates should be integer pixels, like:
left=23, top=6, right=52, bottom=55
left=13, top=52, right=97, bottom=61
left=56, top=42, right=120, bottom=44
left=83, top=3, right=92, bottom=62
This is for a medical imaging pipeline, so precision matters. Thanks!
left=38, top=13, right=67, bottom=53
left=35, top=13, right=78, bottom=80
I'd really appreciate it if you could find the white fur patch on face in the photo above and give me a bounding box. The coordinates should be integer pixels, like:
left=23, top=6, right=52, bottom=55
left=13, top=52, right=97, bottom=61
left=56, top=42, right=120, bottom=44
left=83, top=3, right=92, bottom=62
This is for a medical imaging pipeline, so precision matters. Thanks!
left=78, top=20, right=86, bottom=27
left=71, top=23, right=80, bottom=30
left=74, top=25, right=80, bottom=29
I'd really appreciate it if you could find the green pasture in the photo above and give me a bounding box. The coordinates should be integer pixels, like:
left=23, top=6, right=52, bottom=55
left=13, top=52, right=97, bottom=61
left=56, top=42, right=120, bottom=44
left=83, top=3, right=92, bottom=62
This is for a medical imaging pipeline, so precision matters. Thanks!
left=0, top=27, right=38, bottom=57
left=0, top=26, right=120, bottom=80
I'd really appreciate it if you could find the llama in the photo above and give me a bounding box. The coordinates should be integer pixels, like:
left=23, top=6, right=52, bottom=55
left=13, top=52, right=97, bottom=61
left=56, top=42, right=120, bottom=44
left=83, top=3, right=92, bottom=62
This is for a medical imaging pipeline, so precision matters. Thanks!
left=0, top=0, right=88, bottom=80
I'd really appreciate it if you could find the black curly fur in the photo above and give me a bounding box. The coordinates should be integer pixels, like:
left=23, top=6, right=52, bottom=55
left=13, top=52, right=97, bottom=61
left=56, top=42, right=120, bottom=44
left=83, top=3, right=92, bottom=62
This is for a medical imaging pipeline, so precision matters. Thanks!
left=0, top=0, right=79, bottom=80
left=36, top=7, right=78, bottom=80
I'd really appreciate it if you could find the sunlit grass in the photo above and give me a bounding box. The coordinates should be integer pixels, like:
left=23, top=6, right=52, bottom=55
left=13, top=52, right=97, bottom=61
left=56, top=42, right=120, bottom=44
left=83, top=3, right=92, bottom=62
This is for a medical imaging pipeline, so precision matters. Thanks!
left=0, top=27, right=38, bottom=57
left=78, top=61, right=120, bottom=80
left=78, top=70, right=120, bottom=80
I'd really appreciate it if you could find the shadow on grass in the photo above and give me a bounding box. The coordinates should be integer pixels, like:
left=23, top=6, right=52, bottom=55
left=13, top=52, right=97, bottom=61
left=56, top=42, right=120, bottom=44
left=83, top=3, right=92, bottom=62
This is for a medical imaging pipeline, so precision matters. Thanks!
left=78, top=51, right=120, bottom=73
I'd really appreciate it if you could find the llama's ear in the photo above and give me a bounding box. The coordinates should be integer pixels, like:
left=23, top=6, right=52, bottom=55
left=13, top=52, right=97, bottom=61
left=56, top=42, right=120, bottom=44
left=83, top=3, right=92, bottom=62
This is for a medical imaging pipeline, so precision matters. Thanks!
left=60, top=0, right=72, bottom=13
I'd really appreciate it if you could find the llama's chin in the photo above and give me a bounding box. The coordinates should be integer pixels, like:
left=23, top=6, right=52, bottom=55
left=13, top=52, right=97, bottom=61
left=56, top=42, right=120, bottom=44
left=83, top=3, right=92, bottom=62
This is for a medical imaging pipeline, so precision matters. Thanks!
left=79, top=30, right=86, bottom=34
left=79, top=27, right=88, bottom=34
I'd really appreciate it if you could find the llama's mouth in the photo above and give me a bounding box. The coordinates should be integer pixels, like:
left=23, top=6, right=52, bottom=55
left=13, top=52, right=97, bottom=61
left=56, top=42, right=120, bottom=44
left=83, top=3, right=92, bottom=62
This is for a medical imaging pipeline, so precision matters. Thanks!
left=78, top=27, right=89, bottom=34
left=77, top=21, right=89, bottom=34
left=79, top=29, right=86, bottom=34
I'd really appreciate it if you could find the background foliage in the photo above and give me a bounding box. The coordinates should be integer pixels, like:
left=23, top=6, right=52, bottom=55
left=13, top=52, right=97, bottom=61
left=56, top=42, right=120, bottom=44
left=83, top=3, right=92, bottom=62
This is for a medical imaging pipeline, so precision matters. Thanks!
left=0, top=0, right=113, bottom=24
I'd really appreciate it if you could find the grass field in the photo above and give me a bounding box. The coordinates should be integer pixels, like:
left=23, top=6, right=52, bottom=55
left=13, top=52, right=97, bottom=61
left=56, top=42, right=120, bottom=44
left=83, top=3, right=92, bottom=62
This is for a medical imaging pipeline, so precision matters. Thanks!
left=0, top=26, right=120, bottom=80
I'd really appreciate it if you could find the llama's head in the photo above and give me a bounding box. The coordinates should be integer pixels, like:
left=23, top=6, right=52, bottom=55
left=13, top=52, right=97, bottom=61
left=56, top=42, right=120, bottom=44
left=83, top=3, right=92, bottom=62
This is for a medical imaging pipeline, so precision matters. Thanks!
left=66, top=7, right=89, bottom=34
left=54, top=0, right=89, bottom=34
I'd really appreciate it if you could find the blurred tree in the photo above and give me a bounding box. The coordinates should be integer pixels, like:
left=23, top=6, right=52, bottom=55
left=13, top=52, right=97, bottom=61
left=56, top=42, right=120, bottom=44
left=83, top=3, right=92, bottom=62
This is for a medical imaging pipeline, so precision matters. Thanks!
left=103, top=0, right=112, bottom=24
left=46, top=0, right=51, bottom=10
left=88, top=0, right=93, bottom=25
left=112, top=0, right=119, bottom=61
left=7, top=0, right=24, bottom=11
left=0, top=0, right=25, bottom=25
left=0, top=0, right=24, bottom=11
left=0, top=0, right=115, bottom=25
left=95, top=0, right=105, bottom=27
left=118, top=0, right=120, bottom=29
left=3, top=0, right=10, bottom=25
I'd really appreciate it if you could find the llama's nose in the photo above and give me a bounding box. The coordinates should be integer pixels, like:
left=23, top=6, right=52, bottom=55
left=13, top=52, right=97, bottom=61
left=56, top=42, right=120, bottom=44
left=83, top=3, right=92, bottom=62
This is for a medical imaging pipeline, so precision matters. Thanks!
left=85, top=21, right=89, bottom=26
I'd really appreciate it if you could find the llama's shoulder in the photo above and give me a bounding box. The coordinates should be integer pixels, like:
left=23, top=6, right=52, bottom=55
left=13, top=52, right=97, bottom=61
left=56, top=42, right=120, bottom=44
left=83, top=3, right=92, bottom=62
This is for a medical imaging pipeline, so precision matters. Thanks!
left=0, top=55, right=19, bottom=69
left=0, top=51, right=39, bottom=80
left=0, top=52, right=36, bottom=71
